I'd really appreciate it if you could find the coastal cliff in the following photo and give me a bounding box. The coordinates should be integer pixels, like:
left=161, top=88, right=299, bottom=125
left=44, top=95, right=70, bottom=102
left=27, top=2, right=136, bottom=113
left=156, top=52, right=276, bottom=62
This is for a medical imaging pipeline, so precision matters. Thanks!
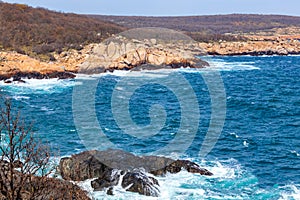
left=1, top=35, right=300, bottom=81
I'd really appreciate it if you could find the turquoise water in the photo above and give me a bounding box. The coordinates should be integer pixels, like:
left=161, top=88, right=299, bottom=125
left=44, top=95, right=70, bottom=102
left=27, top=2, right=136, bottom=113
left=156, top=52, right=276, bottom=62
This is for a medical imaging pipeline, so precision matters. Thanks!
left=0, top=55, right=299, bottom=199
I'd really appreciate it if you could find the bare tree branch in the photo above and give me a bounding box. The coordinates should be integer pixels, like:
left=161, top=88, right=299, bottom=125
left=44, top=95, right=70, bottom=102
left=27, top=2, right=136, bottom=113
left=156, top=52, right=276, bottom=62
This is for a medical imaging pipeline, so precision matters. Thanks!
left=0, top=98, right=56, bottom=199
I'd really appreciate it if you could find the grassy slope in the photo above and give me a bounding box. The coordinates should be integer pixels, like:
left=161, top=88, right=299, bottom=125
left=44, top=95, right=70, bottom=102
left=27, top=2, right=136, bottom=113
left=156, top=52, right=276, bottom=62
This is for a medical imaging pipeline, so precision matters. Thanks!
left=0, top=2, right=125, bottom=60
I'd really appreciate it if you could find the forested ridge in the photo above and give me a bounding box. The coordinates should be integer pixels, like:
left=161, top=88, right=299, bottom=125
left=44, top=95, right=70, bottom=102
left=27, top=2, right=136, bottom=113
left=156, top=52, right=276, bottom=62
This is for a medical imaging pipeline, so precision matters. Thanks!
left=91, top=14, right=300, bottom=42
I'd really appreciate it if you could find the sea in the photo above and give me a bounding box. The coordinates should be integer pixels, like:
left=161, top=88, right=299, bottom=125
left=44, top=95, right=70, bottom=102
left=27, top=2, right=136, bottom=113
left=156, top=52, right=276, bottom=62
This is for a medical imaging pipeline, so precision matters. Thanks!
left=0, top=55, right=299, bottom=200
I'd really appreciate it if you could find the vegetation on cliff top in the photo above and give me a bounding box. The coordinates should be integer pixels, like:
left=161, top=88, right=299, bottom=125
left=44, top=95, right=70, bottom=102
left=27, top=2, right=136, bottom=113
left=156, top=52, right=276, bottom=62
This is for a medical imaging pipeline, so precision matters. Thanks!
left=90, top=14, right=300, bottom=42
left=0, top=2, right=124, bottom=60
left=90, top=14, right=300, bottom=34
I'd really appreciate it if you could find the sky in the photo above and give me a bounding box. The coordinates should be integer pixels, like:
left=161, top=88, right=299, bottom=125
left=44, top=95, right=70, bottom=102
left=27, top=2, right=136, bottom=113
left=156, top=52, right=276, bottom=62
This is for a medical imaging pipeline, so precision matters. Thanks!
left=2, top=0, right=300, bottom=16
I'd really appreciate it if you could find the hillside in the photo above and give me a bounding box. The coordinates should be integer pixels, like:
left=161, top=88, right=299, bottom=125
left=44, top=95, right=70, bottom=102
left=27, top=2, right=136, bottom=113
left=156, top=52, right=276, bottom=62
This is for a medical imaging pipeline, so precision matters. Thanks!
left=90, top=14, right=300, bottom=42
left=0, top=2, right=125, bottom=60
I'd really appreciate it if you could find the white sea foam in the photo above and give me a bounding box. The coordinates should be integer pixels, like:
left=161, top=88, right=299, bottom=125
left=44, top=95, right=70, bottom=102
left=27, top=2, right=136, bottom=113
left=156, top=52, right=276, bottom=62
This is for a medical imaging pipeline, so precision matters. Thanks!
left=243, top=140, right=249, bottom=147
left=290, top=150, right=300, bottom=157
left=229, top=132, right=239, bottom=138
left=204, top=60, right=260, bottom=71
left=11, top=95, right=30, bottom=100
left=279, top=185, right=300, bottom=200
left=73, top=159, right=262, bottom=200
left=0, top=78, right=81, bottom=94
left=73, top=57, right=261, bottom=79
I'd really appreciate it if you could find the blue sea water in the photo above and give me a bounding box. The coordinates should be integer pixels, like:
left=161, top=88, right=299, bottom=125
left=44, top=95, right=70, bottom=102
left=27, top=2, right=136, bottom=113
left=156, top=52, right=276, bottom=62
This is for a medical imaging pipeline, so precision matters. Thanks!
left=0, top=55, right=299, bottom=199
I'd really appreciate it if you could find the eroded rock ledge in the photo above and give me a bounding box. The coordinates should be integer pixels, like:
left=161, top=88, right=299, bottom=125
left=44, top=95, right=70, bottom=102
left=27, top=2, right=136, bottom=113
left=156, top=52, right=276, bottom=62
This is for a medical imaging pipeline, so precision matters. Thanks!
left=0, top=39, right=208, bottom=81
left=78, top=37, right=208, bottom=74
left=59, top=149, right=213, bottom=197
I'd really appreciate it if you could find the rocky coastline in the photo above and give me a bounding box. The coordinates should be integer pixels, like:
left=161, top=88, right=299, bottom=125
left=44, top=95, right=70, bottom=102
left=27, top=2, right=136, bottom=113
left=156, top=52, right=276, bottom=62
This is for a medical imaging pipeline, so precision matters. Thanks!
left=58, top=149, right=213, bottom=197
left=199, top=36, right=300, bottom=56
left=1, top=35, right=300, bottom=82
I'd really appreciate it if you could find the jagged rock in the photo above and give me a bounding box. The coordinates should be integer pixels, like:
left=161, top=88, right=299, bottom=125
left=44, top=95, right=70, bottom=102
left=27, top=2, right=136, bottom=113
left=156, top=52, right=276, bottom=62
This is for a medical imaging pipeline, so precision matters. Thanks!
left=106, top=187, right=114, bottom=195
left=0, top=71, right=75, bottom=82
left=150, top=160, right=213, bottom=176
left=91, top=169, right=120, bottom=191
left=79, top=39, right=208, bottom=73
left=59, top=149, right=212, bottom=181
left=122, top=170, right=160, bottom=197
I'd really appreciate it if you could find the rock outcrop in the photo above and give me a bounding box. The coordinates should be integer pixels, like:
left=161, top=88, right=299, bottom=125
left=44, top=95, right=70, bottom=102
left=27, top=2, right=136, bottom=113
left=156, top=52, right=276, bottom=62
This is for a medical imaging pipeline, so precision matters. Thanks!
left=121, top=170, right=160, bottom=197
left=0, top=52, right=77, bottom=82
left=59, top=149, right=212, bottom=197
left=79, top=38, right=208, bottom=74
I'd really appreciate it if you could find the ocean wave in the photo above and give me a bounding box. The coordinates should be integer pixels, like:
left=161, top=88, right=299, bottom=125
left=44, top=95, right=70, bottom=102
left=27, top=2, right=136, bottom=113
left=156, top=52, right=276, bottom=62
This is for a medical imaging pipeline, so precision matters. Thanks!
left=0, top=78, right=81, bottom=94
left=290, top=150, right=300, bottom=157
left=204, top=60, right=260, bottom=71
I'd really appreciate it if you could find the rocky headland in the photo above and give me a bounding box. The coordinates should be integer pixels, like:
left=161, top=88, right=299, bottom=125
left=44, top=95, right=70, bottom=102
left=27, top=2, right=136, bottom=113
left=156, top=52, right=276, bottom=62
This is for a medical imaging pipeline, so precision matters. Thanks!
left=0, top=37, right=208, bottom=82
left=58, top=149, right=213, bottom=197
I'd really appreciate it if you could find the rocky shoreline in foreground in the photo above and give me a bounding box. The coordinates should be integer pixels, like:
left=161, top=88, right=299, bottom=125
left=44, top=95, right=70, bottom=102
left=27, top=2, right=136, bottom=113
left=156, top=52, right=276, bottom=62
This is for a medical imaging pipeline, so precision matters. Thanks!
left=58, top=149, right=213, bottom=197
left=1, top=35, right=300, bottom=82
left=0, top=149, right=213, bottom=198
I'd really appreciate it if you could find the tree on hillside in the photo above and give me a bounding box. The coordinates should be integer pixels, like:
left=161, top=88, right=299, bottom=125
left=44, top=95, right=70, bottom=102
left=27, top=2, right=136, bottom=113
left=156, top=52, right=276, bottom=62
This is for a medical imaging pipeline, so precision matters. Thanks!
left=0, top=99, right=54, bottom=199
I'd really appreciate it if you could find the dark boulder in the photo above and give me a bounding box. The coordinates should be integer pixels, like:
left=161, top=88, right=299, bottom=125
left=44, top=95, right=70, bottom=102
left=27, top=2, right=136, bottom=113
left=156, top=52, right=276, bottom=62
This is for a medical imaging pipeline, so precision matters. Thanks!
left=122, top=170, right=160, bottom=197
left=59, top=149, right=213, bottom=179
left=91, top=169, right=120, bottom=191
left=1, top=71, right=76, bottom=81
left=151, top=159, right=213, bottom=176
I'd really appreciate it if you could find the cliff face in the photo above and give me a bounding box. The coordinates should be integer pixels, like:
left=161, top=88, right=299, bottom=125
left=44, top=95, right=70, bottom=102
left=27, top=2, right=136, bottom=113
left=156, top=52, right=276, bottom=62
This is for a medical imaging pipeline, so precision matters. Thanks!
left=79, top=37, right=207, bottom=74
